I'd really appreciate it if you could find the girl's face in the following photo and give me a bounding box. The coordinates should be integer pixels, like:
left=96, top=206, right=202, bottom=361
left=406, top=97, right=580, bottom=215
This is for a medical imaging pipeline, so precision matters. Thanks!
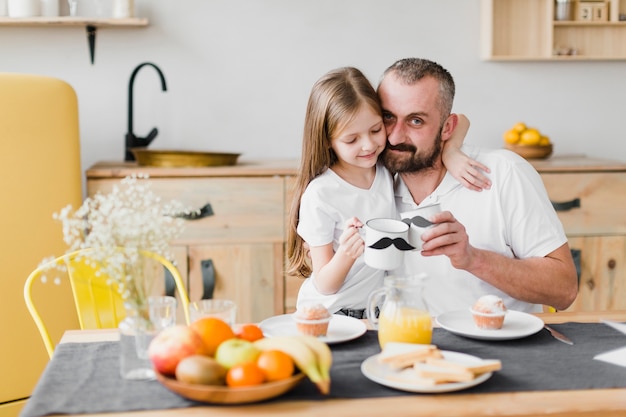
left=330, top=104, right=386, bottom=171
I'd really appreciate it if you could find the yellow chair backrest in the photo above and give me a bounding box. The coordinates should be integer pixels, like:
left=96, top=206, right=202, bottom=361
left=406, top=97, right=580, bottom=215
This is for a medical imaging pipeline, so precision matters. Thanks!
left=24, top=248, right=191, bottom=358
left=0, top=73, right=82, bottom=410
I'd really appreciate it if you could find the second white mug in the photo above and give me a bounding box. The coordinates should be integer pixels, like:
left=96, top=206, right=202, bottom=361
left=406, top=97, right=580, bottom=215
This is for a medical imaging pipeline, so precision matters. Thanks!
left=400, top=203, right=441, bottom=251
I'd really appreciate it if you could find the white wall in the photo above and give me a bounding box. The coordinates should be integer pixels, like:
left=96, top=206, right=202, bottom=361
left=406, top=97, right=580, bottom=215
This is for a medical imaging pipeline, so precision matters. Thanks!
left=2, top=0, right=625, bottom=179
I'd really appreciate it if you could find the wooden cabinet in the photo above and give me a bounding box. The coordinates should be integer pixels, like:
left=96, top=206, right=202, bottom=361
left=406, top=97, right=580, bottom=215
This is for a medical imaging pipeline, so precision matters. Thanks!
left=86, top=160, right=298, bottom=323
left=531, top=155, right=626, bottom=311
left=481, top=0, right=626, bottom=60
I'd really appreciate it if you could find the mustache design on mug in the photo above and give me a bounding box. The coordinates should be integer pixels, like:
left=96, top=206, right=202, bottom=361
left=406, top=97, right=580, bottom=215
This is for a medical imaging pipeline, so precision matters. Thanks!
left=401, top=215, right=435, bottom=228
left=368, top=237, right=415, bottom=251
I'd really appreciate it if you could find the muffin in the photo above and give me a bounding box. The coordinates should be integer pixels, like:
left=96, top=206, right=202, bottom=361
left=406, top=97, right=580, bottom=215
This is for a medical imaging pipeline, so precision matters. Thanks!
left=293, top=303, right=332, bottom=337
left=470, top=295, right=507, bottom=330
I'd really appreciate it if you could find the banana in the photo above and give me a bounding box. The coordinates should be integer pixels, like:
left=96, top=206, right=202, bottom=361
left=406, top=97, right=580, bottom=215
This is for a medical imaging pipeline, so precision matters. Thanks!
left=297, top=335, right=332, bottom=382
left=254, top=335, right=330, bottom=394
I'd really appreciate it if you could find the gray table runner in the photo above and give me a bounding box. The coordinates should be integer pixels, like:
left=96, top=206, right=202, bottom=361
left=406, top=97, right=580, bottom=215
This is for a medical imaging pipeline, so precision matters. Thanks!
left=20, top=322, right=626, bottom=417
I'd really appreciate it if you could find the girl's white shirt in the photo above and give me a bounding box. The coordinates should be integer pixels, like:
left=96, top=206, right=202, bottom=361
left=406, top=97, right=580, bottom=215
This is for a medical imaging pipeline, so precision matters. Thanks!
left=296, top=160, right=396, bottom=312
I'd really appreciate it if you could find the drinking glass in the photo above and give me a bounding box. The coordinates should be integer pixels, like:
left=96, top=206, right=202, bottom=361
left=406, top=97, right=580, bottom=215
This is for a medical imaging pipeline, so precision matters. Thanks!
left=149, top=296, right=177, bottom=331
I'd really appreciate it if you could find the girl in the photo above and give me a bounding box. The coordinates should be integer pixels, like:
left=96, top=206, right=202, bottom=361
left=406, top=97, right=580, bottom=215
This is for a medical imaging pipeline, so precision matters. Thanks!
left=286, top=67, right=488, bottom=318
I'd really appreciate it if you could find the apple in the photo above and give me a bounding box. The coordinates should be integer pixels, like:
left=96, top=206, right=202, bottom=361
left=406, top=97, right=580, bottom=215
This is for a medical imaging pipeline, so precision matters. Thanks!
left=148, top=325, right=208, bottom=375
left=214, top=338, right=261, bottom=369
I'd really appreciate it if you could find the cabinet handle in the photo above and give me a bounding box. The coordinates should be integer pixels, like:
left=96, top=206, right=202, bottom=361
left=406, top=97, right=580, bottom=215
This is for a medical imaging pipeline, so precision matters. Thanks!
left=164, top=267, right=176, bottom=297
left=571, top=249, right=582, bottom=283
left=551, top=198, right=580, bottom=212
left=200, top=259, right=216, bottom=300
left=175, top=203, right=214, bottom=220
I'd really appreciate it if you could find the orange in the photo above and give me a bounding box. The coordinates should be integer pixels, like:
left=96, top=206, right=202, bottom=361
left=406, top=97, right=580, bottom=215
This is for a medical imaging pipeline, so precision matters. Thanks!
left=226, top=362, right=266, bottom=387
left=519, top=128, right=541, bottom=145
left=539, top=135, right=551, bottom=146
left=512, top=122, right=527, bottom=133
left=503, top=129, right=520, bottom=144
left=189, top=317, right=236, bottom=357
left=236, top=323, right=265, bottom=342
left=256, top=350, right=295, bottom=382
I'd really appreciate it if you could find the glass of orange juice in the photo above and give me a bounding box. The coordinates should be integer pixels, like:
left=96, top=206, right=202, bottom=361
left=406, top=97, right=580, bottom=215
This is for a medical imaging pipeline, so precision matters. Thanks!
left=367, top=274, right=432, bottom=349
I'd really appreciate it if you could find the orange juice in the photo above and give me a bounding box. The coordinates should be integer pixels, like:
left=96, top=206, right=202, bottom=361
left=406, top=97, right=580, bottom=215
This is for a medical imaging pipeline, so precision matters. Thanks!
left=377, top=305, right=432, bottom=349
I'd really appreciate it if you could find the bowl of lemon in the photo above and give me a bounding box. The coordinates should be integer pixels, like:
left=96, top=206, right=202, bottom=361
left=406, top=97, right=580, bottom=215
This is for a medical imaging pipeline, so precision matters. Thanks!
left=503, top=122, right=553, bottom=159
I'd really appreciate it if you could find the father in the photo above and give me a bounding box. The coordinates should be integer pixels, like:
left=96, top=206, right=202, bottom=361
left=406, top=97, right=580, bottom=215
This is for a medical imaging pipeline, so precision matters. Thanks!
left=378, top=58, right=578, bottom=315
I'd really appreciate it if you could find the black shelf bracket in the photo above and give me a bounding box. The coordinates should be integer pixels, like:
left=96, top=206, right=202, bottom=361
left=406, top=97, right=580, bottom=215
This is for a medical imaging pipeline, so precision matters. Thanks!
left=86, top=25, right=97, bottom=64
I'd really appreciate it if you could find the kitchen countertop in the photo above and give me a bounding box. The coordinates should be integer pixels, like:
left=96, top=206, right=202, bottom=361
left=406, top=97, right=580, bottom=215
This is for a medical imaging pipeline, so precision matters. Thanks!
left=86, top=154, right=626, bottom=180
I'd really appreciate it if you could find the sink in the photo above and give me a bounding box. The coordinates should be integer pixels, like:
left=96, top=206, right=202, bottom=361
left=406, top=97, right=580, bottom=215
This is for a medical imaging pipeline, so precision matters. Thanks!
left=131, top=149, right=240, bottom=168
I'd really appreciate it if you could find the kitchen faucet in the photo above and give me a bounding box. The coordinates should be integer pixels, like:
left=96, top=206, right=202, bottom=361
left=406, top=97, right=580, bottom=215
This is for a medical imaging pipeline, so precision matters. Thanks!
left=125, top=62, right=168, bottom=161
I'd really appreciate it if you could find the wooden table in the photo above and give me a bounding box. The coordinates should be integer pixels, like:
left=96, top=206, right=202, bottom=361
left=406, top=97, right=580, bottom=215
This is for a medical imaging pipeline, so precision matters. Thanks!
left=53, top=311, right=626, bottom=417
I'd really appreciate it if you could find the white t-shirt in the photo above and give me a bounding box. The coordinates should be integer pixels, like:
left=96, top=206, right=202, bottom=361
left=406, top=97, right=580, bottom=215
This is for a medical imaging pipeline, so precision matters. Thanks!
left=394, top=146, right=568, bottom=316
left=296, top=161, right=396, bottom=313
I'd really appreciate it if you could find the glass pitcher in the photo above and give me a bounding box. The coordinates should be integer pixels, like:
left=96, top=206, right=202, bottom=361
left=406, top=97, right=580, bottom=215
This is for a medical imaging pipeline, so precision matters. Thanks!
left=367, top=274, right=432, bottom=349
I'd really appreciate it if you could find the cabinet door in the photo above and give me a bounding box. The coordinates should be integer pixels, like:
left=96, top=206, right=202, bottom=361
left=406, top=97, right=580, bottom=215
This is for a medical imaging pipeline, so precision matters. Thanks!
left=566, top=236, right=626, bottom=311
left=541, top=172, right=626, bottom=236
left=188, top=243, right=283, bottom=323
left=283, top=175, right=301, bottom=313
left=87, top=177, right=285, bottom=245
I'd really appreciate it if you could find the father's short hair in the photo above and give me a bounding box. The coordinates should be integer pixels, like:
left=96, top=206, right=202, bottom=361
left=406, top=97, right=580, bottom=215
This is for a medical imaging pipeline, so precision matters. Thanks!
left=381, top=58, right=455, bottom=119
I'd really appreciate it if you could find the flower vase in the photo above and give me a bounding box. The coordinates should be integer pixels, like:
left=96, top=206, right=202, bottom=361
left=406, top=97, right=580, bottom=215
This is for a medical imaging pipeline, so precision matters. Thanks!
left=119, top=301, right=157, bottom=380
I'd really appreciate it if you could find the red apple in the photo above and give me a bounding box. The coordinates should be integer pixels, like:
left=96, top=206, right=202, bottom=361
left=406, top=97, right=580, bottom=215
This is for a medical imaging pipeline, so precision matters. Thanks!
left=148, top=325, right=208, bottom=375
left=214, top=338, right=261, bottom=369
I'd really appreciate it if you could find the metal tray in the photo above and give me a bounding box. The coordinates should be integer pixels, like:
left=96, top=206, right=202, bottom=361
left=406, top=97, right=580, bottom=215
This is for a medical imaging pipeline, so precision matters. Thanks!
left=131, top=149, right=240, bottom=167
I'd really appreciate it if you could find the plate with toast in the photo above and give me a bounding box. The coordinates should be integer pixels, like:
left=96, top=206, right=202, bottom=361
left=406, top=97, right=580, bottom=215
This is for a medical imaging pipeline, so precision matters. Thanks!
left=361, top=342, right=500, bottom=393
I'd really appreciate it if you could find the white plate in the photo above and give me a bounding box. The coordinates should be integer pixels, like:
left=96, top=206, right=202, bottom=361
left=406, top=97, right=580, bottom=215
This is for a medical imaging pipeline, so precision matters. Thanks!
left=436, top=309, right=544, bottom=341
left=259, top=314, right=367, bottom=344
left=361, top=346, right=492, bottom=393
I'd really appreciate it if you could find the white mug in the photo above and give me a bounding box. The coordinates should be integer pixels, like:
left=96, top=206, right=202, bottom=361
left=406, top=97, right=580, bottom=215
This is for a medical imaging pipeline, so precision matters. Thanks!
left=400, top=203, right=441, bottom=251
left=364, top=218, right=411, bottom=271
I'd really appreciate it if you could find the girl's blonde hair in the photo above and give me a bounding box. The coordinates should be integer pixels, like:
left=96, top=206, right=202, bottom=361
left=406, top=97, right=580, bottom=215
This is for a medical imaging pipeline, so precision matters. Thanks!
left=286, top=67, right=382, bottom=279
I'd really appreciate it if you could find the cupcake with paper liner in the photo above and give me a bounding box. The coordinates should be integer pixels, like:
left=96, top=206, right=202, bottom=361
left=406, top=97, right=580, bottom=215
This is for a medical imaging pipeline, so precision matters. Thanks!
left=470, top=295, right=507, bottom=330
left=293, top=303, right=332, bottom=337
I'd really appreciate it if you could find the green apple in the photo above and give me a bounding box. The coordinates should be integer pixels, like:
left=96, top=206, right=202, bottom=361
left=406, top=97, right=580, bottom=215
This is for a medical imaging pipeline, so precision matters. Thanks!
left=214, top=338, right=261, bottom=369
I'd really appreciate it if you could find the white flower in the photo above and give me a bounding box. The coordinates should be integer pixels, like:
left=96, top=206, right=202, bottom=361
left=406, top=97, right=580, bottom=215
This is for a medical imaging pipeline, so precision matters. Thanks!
left=49, top=174, right=194, bottom=309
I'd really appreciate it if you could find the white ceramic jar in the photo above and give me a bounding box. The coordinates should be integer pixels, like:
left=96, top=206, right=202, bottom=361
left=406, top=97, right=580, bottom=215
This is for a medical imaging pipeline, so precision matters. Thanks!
left=40, top=0, right=58, bottom=16
left=112, top=0, right=133, bottom=18
left=8, top=0, right=40, bottom=17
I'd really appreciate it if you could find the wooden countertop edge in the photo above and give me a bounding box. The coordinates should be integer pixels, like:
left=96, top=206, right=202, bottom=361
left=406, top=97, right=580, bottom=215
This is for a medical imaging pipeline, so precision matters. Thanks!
left=85, top=155, right=626, bottom=179
left=50, top=389, right=626, bottom=417
left=86, top=159, right=299, bottom=178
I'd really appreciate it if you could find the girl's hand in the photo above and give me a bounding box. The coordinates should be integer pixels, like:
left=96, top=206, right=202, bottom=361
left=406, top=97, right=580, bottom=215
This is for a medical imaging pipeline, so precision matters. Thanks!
left=338, top=217, right=364, bottom=259
left=446, top=149, right=491, bottom=191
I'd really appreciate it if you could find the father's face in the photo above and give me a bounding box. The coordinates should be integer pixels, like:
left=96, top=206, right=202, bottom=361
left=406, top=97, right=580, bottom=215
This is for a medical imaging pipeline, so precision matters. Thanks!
left=378, top=75, right=444, bottom=173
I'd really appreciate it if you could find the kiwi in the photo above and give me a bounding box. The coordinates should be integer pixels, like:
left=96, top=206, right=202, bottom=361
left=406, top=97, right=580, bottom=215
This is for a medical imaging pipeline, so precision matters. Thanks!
left=175, top=355, right=227, bottom=385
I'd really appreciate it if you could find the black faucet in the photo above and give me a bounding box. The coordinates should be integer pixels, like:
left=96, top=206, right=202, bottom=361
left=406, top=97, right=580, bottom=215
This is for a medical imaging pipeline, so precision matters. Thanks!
left=125, top=62, right=168, bottom=161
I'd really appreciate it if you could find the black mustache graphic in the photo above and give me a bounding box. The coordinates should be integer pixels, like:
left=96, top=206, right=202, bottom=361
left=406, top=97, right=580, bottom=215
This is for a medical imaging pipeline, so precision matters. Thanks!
left=368, top=237, right=415, bottom=251
left=401, top=216, right=435, bottom=228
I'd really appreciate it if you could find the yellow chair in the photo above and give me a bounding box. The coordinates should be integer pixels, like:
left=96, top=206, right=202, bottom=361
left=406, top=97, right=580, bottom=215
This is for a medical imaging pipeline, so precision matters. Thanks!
left=24, top=248, right=191, bottom=358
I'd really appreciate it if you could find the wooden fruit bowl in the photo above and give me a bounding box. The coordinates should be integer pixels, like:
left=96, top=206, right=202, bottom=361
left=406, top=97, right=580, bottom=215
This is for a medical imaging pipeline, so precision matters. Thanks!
left=504, top=143, right=553, bottom=160
left=155, top=370, right=305, bottom=404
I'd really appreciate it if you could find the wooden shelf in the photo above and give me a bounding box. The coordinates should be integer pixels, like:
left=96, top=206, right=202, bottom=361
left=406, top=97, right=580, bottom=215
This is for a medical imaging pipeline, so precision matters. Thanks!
left=0, top=16, right=148, bottom=27
left=481, top=0, right=626, bottom=61
left=0, top=16, right=149, bottom=64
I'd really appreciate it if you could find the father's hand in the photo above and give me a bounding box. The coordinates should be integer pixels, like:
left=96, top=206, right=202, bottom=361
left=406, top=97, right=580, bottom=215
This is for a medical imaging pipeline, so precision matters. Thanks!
left=420, top=211, right=476, bottom=270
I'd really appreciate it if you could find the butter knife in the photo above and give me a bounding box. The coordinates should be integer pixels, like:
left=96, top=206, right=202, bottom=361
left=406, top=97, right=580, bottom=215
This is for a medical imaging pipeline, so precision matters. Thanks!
left=544, top=325, right=574, bottom=345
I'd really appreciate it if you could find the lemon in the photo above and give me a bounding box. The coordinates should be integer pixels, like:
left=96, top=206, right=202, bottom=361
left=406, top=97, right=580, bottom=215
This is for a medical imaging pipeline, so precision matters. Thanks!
left=519, top=128, right=541, bottom=146
left=539, top=135, right=551, bottom=146
left=512, top=122, right=527, bottom=133
left=503, top=129, right=520, bottom=144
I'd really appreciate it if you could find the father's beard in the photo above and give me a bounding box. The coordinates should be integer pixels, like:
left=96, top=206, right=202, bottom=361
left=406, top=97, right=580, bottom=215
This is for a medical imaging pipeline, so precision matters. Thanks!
left=381, top=130, right=443, bottom=174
